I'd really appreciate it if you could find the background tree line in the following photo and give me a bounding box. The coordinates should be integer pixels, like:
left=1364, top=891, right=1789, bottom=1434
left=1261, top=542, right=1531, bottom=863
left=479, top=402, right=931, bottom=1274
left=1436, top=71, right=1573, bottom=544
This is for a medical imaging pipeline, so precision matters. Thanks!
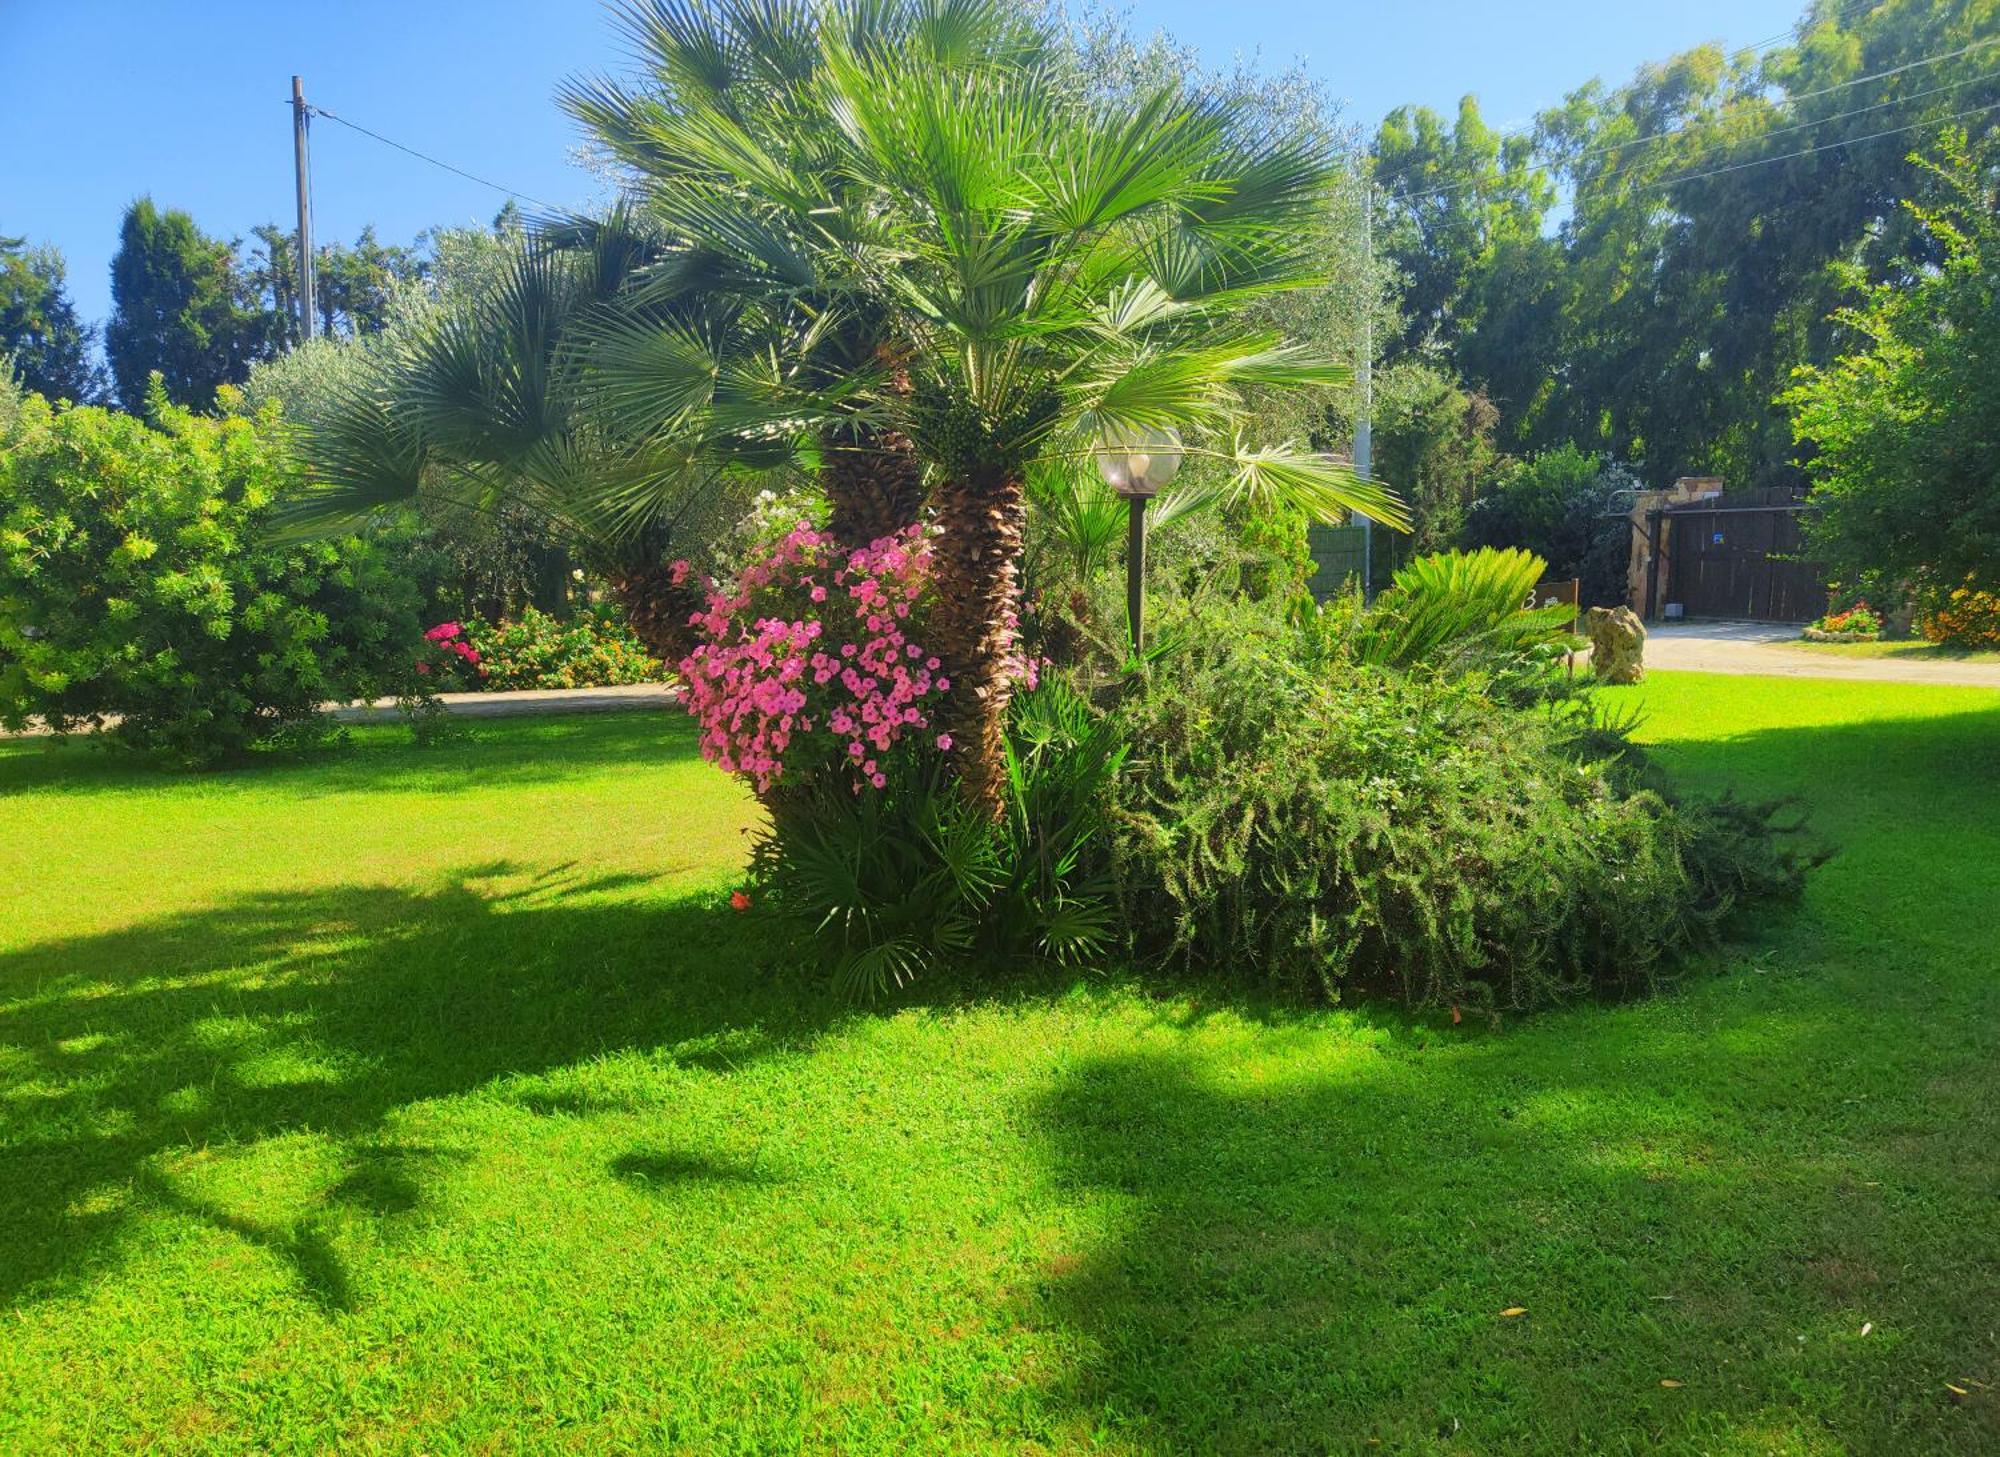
left=1370, top=0, right=1997, bottom=497
left=2, top=196, right=448, bottom=412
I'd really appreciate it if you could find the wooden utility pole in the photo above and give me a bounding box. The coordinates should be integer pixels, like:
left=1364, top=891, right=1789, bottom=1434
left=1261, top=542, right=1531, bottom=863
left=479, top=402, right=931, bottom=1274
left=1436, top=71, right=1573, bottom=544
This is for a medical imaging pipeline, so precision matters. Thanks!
left=1355, top=180, right=1373, bottom=599
left=291, top=75, right=316, bottom=341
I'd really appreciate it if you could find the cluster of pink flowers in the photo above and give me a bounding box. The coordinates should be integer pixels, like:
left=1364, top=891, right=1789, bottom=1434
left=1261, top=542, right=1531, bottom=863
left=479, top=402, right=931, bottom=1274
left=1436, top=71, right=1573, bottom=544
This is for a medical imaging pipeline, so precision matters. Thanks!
left=417, top=621, right=483, bottom=678
left=676, top=524, right=951, bottom=794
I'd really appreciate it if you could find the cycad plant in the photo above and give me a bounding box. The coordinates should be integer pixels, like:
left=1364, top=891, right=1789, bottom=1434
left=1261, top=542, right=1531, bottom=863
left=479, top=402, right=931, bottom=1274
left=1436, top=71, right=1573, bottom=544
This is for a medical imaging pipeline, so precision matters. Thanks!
left=567, top=0, right=1407, bottom=815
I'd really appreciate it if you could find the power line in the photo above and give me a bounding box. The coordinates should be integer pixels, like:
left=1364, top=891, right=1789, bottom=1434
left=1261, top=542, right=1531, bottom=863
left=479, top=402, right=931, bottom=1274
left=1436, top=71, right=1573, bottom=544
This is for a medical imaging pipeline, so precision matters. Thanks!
left=1631, top=95, right=2000, bottom=193
left=1468, top=0, right=1880, bottom=146
left=1392, top=47, right=2000, bottom=205
left=1546, top=36, right=2000, bottom=177
left=302, top=101, right=562, bottom=212
left=1392, top=37, right=2000, bottom=204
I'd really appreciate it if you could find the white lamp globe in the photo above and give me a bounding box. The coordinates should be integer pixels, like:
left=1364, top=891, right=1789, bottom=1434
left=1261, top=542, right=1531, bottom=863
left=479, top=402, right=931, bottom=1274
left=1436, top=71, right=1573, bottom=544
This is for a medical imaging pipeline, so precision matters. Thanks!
left=1138, top=426, right=1183, bottom=489
left=1096, top=426, right=1183, bottom=496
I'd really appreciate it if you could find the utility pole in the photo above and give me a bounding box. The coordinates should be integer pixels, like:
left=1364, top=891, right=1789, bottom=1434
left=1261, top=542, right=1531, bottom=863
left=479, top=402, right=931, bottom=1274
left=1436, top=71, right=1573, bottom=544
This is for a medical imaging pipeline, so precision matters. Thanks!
left=291, top=75, right=316, bottom=342
left=1355, top=179, right=1374, bottom=600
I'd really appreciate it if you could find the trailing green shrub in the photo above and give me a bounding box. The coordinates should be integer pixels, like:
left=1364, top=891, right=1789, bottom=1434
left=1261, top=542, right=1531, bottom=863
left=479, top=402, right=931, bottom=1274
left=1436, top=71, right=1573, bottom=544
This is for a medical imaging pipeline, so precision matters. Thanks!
left=0, top=389, right=421, bottom=764
left=748, top=678, right=1125, bottom=998
left=1107, top=597, right=1812, bottom=1014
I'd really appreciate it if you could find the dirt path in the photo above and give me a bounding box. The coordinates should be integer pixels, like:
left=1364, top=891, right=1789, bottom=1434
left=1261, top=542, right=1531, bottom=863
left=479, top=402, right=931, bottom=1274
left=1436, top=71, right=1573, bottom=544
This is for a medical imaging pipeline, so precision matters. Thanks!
left=332, top=683, right=678, bottom=722
left=2, top=683, right=680, bottom=739
left=1643, top=621, right=2000, bottom=689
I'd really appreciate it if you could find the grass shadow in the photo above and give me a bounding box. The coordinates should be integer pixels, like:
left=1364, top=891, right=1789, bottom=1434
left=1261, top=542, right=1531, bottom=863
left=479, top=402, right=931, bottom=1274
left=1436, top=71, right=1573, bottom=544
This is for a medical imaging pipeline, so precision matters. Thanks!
left=0, top=862, right=838, bottom=1313
left=608, top=1149, right=773, bottom=1190
left=0, top=710, right=698, bottom=801
left=1021, top=693, right=2000, bottom=1452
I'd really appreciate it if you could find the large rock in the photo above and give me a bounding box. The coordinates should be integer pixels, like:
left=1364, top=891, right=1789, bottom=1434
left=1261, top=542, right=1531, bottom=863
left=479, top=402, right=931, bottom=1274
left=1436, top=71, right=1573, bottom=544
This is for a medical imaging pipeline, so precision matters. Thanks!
left=1585, top=605, right=1647, bottom=684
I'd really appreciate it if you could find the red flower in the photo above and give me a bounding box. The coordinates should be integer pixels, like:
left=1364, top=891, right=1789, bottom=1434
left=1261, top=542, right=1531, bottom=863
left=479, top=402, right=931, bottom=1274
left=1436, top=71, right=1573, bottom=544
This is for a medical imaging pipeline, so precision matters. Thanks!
left=730, top=890, right=751, bottom=912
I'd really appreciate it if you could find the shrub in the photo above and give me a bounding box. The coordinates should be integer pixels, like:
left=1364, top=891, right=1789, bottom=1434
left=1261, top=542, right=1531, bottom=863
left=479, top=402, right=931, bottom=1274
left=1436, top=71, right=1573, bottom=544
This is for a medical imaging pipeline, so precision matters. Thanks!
left=749, top=677, right=1124, bottom=997
left=1804, top=602, right=1884, bottom=641
left=429, top=605, right=661, bottom=691
left=0, top=390, right=421, bottom=764
left=1461, top=446, right=1636, bottom=608
left=1107, top=596, right=1813, bottom=1015
left=1340, top=546, right=1577, bottom=674
left=1917, top=582, right=2000, bottom=649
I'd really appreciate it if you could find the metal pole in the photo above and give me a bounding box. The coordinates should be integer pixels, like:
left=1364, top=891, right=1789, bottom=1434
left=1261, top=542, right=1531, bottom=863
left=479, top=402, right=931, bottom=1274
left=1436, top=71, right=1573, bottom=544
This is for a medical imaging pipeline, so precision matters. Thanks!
left=1355, top=180, right=1374, bottom=600
left=1644, top=510, right=1665, bottom=621
left=1125, top=494, right=1147, bottom=655
left=292, top=75, right=316, bottom=342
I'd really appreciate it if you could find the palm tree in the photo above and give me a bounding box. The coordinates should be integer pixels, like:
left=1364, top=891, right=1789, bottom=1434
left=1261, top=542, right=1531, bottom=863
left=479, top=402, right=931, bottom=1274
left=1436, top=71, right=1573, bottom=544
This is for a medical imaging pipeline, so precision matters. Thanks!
left=561, top=0, right=1046, bottom=553
left=288, top=212, right=803, bottom=666
left=567, top=0, right=1407, bottom=814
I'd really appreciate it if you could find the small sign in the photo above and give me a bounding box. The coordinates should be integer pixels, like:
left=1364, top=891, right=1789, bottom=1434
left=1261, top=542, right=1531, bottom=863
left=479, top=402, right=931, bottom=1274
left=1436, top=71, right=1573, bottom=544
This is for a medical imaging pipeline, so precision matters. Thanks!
left=1712, top=531, right=1725, bottom=544
left=1528, top=578, right=1580, bottom=623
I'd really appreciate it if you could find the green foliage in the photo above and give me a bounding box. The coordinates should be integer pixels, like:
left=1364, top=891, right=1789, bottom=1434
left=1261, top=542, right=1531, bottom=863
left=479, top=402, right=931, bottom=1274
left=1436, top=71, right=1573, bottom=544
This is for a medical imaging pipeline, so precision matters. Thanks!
left=0, top=235, right=102, bottom=404
left=1373, top=94, right=1560, bottom=430
left=0, top=391, right=422, bottom=764
left=749, top=679, right=1126, bottom=998
left=1461, top=444, right=1635, bottom=606
left=245, top=222, right=424, bottom=350
left=1369, top=360, right=1504, bottom=554
left=1785, top=128, right=2000, bottom=598
left=1107, top=596, right=1812, bottom=1013
left=452, top=604, right=664, bottom=691
left=1375, top=1, right=2000, bottom=488
left=1342, top=545, right=1577, bottom=673
left=105, top=199, right=268, bottom=412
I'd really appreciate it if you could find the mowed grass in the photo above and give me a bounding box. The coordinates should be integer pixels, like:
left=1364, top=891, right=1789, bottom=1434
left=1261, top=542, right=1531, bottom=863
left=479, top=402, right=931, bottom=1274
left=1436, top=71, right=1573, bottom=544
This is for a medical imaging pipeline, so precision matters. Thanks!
left=2, top=678, right=1996, bottom=1454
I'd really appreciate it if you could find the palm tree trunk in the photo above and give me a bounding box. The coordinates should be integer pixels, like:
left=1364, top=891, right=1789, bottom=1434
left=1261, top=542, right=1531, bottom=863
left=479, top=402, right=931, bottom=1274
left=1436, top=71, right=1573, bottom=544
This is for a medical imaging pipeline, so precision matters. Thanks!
left=605, top=562, right=706, bottom=670
left=928, top=469, right=1026, bottom=819
left=821, top=424, right=926, bottom=551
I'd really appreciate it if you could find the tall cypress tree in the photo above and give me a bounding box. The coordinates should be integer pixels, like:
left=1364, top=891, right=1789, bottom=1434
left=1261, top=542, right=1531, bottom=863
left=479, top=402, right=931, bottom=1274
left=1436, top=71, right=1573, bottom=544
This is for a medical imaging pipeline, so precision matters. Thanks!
left=105, top=198, right=261, bottom=411
left=0, top=236, right=102, bottom=404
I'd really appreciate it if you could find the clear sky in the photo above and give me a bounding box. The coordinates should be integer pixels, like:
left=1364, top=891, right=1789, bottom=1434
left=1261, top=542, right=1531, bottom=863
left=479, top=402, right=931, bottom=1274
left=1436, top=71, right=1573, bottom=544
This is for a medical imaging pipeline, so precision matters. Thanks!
left=2, top=0, right=1803, bottom=332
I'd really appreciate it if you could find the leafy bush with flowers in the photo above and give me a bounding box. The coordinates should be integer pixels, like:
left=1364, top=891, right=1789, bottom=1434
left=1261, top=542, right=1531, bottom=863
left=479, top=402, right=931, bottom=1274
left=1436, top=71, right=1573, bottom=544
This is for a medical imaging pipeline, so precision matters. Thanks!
left=1803, top=601, right=1883, bottom=642
left=417, top=620, right=487, bottom=679
left=675, top=523, right=952, bottom=795
left=473, top=605, right=660, bottom=690
left=1917, top=581, right=2000, bottom=649
left=677, top=519, right=1113, bottom=993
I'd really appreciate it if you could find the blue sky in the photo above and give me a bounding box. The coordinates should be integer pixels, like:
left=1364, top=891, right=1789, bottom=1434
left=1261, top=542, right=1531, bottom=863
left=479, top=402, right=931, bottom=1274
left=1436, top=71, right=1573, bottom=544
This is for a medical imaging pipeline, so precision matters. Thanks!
left=2, top=0, right=1802, bottom=330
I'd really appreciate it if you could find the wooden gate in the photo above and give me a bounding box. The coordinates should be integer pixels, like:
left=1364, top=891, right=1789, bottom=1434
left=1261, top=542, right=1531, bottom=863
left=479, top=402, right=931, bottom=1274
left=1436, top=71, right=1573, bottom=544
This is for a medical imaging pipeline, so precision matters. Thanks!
left=1665, top=490, right=1827, bottom=622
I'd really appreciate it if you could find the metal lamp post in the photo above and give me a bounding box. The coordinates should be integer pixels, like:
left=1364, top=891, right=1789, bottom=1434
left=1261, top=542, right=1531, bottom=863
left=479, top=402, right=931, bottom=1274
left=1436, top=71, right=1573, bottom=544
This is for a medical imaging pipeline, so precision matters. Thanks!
left=1095, top=427, right=1183, bottom=653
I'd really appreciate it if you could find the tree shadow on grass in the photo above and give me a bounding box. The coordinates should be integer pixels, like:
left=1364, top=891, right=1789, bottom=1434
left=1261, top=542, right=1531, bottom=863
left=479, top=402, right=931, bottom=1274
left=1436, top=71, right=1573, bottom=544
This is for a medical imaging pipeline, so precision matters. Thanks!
left=1031, top=1018, right=1996, bottom=1452
left=0, top=862, right=837, bottom=1313
left=608, top=1149, right=773, bottom=1190
left=1026, top=701, right=2000, bottom=1453
left=0, top=709, right=699, bottom=801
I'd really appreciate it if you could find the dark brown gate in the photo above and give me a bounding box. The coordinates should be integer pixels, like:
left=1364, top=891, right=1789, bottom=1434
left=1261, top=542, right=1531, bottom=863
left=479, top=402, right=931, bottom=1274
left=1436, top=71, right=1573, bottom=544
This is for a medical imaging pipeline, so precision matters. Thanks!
left=1665, top=490, right=1827, bottom=623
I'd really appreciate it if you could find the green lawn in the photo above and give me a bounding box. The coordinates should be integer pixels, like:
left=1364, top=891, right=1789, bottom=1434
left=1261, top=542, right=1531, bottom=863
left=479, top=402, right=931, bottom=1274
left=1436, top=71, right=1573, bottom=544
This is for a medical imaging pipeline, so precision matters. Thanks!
left=3, top=677, right=1996, bottom=1454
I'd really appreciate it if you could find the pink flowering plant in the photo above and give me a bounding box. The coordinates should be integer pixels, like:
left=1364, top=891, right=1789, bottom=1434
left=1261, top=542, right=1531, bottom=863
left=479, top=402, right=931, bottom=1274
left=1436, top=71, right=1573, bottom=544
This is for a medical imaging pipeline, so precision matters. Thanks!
left=676, top=523, right=952, bottom=794
left=416, top=620, right=486, bottom=682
